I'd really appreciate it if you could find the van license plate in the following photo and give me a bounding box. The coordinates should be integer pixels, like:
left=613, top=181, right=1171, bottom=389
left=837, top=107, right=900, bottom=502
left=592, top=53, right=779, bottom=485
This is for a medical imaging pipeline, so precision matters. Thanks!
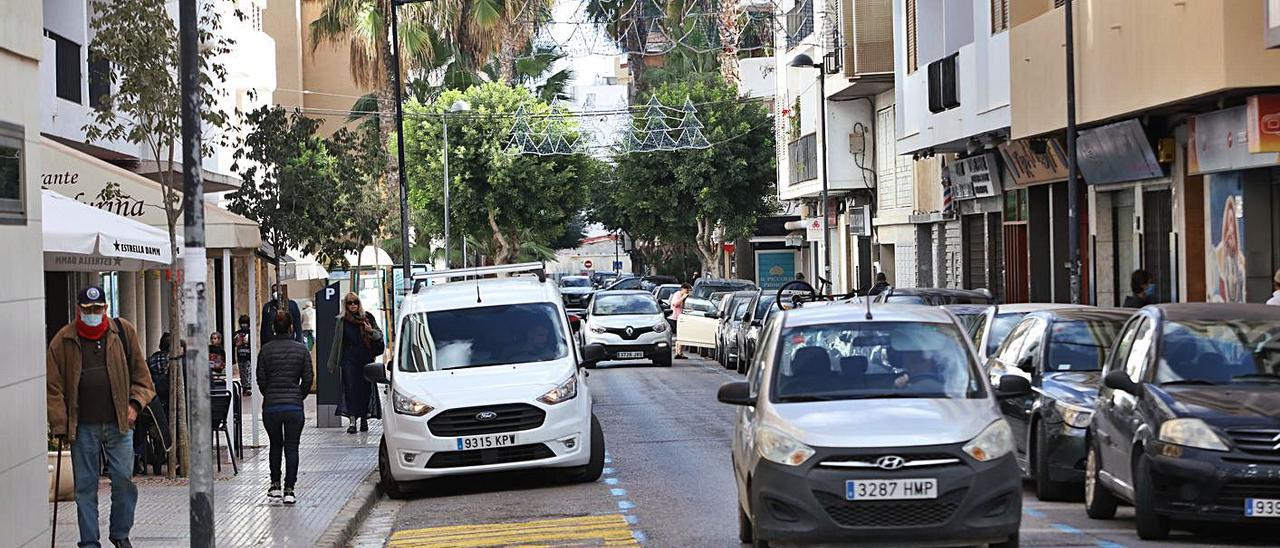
left=1246, top=498, right=1280, bottom=517
left=846, top=479, right=937, bottom=501
left=456, top=434, right=517, bottom=451
left=616, top=351, right=644, bottom=359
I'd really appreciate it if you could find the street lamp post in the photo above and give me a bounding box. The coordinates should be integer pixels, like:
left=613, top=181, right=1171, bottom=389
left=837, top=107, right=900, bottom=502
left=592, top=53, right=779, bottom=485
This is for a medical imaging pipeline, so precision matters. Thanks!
left=390, top=0, right=415, bottom=287
left=442, top=99, right=470, bottom=269
left=789, top=53, right=831, bottom=295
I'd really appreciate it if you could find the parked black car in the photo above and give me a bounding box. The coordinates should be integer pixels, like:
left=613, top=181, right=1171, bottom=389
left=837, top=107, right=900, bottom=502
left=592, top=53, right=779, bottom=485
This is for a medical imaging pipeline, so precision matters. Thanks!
left=874, top=287, right=995, bottom=305
left=559, top=275, right=595, bottom=311
left=1084, top=304, right=1280, bottom=540
left=715, top=291, right=756, bottom=370
left=989, top=307, right=1133, bottom=501
left=733, top=291, right=777, bottom=374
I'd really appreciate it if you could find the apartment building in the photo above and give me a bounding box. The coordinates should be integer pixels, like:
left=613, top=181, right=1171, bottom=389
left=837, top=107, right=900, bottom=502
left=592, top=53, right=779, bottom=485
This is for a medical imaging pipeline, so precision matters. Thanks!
left=0, top=0, right=52, bottom=544
left=890, top=0, right=1008, bottom=298
left=1011, top=0, right=1280, bottom=305
left=775, top=0, right=892, bottom=294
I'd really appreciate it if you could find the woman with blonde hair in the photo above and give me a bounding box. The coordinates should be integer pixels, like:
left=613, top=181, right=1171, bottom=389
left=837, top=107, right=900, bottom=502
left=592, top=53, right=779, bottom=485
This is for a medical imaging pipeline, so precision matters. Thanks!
left=326, top=292, right=384, bottom=433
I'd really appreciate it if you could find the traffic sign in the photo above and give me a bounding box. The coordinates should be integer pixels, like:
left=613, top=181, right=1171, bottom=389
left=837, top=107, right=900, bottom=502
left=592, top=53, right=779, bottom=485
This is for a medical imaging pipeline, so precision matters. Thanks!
left=584, top=260, right=593, bottom=269
left=612, top=261, right=623, bottom=270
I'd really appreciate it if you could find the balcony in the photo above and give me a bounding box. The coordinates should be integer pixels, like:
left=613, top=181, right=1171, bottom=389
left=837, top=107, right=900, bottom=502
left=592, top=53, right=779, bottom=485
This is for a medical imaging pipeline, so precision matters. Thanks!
left=788, top=133, right=817, bottom=185
left=786, top=0, right=815, bottom=51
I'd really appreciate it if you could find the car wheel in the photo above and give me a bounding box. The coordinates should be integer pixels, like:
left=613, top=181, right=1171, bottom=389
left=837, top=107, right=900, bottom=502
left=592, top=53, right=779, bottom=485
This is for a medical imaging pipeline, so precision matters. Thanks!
left=725, top=353, right=736, bottom=370
left=565, top=414, right=606, bottom=483
left=989, top=532, right=1019, bottom=548
left=1034, top=423, right=1077, bottom=502
left=1133, top=455, right=1171, bottom=540
left=379, top=437, right=407, bottom=499
left=1083, top=442, right=1117, bottom=519
left=737, top=504, right=753, bottom=544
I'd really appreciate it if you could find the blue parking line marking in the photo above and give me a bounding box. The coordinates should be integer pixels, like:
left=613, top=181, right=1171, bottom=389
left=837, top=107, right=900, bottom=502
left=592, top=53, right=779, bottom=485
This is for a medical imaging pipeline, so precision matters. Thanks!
left=1023, top=508, right=1046, bottom=517
left=610, top=488, right=628, bottom=497
left=1096, top=541, right=1126, bottom=548
left=605, top=456, right=613, bottom=464
left=624, top=515, right=638, bottom=525
left=602, top=467, right=616, bottom=475
left=1052, top=523, right=1084, bottom=534
left=632, top=530, right=647, bottom=543
left=618, top=500, right=636, bottom=510
left=604, top=478, right=620, bottom=485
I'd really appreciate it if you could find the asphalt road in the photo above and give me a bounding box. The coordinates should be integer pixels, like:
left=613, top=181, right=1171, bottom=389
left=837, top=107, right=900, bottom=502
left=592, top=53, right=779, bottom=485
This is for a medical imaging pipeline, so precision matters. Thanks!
left=355, top=357, right=1280, bottom=547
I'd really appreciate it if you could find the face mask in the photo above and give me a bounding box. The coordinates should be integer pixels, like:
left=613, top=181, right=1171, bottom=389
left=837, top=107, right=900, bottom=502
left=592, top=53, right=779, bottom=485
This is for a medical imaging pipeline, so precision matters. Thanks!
left=1145, top=283, right=1157, bottom=298
left=272, top=291, right=279, bottom=300
left=80, top=313, right=105, bottom=327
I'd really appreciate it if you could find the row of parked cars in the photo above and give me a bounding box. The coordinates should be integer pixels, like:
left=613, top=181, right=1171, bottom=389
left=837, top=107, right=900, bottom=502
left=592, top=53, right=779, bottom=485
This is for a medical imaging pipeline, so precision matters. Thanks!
left=714, top=282, right=1280, bottom=546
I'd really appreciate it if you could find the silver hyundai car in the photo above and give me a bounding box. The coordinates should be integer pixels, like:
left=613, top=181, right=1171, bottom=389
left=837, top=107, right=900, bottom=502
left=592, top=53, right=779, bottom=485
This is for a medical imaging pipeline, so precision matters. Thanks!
left=717, top=304, right=1022, bottom=547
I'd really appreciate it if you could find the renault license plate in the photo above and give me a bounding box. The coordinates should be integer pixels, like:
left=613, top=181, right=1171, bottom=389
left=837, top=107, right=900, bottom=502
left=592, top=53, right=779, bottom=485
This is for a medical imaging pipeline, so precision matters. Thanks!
left=456, top=433, right=517, bottom=451
left=1246, top=498, right=1280, bottom=517
left=846, top=479, right=937, bottom=501
left=617, top=351, right=644, bottom=359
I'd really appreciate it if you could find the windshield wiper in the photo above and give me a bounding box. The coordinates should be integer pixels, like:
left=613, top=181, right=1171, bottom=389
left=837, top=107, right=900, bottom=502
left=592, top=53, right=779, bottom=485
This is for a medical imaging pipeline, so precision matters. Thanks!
left=1159, top=379, right=1217, bottom=386
left=1231, top=373, right=1280, bottom=383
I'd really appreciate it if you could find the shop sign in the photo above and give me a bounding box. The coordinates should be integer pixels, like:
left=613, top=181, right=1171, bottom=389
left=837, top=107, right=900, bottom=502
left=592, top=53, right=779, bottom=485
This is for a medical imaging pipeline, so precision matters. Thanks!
left=756, top=251, right=797, bottom=290
left=1269, top=0, right=1280, bottom=49
left=1246, top=94, right=1280, bottom=153
left=1189, top=106, right=1280, bottom=175
left=42, top=171, right=151, bottom=218
left=998, top=138, right=1068, bottom=187
left=804, top=217, right=823, bottom=242
left=947, top=153, right=1002, bottom=199
left=848, top=205, right=870, bottom=236
left=1076, top=119, right=1164, bottom=185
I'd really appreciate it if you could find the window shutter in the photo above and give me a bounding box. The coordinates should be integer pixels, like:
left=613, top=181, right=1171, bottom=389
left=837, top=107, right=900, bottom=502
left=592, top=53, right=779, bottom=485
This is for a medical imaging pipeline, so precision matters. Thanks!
left=991, top=0, right=1009, bottom=33
left=906, top=0, right=918, bottom=73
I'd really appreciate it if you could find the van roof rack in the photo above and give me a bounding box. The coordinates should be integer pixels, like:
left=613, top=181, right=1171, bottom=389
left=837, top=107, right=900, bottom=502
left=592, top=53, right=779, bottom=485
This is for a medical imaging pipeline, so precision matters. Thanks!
left=411, top=262, right=547, bottom=293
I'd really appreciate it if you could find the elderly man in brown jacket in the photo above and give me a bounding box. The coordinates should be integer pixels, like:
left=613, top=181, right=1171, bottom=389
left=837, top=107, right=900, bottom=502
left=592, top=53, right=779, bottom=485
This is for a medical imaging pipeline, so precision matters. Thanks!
left=47, top=286, right=155, bottom=548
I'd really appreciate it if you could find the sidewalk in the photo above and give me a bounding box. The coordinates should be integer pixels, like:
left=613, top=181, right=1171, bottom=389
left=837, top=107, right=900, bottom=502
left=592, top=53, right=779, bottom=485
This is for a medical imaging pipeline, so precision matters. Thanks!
left=54, top=399, right=381, bottom=547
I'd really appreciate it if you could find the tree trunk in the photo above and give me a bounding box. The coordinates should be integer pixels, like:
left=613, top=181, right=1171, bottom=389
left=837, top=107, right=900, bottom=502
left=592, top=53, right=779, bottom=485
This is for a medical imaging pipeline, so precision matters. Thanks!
left=487, top=209, right=514, bottom=264
left=694, top=218, right=720, bottom=277
left=718, top=2, right=741, bottom=87
left=376, top=88, right=398, bottom=199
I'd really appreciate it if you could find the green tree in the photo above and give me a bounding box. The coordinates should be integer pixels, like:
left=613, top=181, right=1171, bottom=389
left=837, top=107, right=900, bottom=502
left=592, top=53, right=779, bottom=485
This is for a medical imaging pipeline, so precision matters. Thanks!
left=326, top=124, right=393, bottom=267
left=85, top=0, right=234, bottom=478
left=402, top=84, right=592, bottom=264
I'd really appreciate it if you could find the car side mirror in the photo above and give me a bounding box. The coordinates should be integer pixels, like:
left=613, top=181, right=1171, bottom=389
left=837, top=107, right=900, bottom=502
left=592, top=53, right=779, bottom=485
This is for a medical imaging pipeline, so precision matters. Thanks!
left=581, top=343, right=606, bottom=367
left=751, top=319, right=762, bottom=327
left=995, top=375, right=1032, bottom=398
left=1104, top=370, right=1139, bottom=395
left=363, top=362, right=389, bottom=384
left=706, top=311, right=720, bottom=320
left=1017, top=355, right=1035, bottom=373
left=717, top=382, right=754, bottom=406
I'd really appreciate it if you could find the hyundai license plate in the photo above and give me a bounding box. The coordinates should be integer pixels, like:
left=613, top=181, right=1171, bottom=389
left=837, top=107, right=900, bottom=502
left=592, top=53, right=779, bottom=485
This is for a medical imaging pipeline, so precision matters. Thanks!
left=617, top=351, right=645, bottom=359
left=846, top=479, right=937, bottom=501
left=456, top=433, right=517, bottom=451
left=1246, top=498, right=1280, bottom=517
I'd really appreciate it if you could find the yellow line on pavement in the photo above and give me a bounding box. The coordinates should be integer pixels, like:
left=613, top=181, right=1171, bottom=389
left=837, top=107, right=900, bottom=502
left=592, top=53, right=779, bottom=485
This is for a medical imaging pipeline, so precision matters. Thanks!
left=387, top=514, right=639, bottom=547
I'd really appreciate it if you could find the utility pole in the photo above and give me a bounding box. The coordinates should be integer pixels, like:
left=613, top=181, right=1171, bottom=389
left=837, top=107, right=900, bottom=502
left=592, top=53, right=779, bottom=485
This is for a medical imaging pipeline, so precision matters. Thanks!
left=178, top=0, right=214, bottom=544
left=390, top=0, right=412, bottom=285
left=1065, top=0, right=1082, bottom=304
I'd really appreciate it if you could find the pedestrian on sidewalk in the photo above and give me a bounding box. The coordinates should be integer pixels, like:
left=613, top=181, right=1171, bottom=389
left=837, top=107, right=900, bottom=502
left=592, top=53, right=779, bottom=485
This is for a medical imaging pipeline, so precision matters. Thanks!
left=327, top=292, right=385, bottom=434
left=47, top=286, right=156, bottom=548
left=301, top=300, right=316, bottom=351
left=257, top=309, right=314, bottom=505
left=233, top=315, right=253, bottom=396
left=209, top=331, right=228, bottom=390
left=1268, top=269, right=1280, bottom=306
left=261, top=283, right=303, bottom=343
left=866, top=272, right=890, bottom=296
left=1123, top=269, right=1155, bottom=309
left=671, top=283, right=691, bottom=360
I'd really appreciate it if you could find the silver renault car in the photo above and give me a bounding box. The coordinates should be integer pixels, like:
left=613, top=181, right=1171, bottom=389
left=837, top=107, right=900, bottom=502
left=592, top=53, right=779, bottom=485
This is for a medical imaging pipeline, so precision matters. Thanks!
left=718, top=304, right=1022, bottom=547
left=580, top=290, right=673, bottom=367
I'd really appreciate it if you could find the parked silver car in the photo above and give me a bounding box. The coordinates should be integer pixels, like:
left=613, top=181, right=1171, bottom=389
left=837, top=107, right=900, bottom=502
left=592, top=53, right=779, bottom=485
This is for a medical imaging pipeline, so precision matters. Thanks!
left=580, top=290, right=673, bottom=367
left=717, top=304, right=1022, bottom=547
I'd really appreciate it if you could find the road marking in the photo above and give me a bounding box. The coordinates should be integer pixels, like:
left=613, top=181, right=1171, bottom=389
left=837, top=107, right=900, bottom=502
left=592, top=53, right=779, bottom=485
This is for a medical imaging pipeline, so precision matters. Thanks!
left=617, top=500, right=636, bottom=510
left=610, top=488, right=627, bottom=497
left=1096, top=541, right=1126, bottom=548
left=387, top=514, right=639, bottom=547
left=1053, top=523, right=1085, bottom=534
left=1023, top=508, right=1047, bottom=517
left=604, top=478, right=620, bottom=485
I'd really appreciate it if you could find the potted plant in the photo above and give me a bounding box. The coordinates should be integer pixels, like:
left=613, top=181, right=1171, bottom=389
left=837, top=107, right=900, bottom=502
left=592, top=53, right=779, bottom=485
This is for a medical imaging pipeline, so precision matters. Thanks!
left=48, top=432, right=73, bottom=502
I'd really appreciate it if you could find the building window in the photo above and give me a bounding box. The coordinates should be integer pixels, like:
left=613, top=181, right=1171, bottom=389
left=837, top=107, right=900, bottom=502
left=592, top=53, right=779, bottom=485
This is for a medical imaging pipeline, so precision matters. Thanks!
left=88, top=52, right=111, bottom=110
left=0, top=122, right=26, bottom=224
left=1054, top=0, right=1066, bottom=7
left=906, top=0, right=918, bottom=73
left=46, top=31, right=82, bottom=104
left=1004, top=188, right=1028, bottom=222
left=991, top=0, right=1009, bottom=33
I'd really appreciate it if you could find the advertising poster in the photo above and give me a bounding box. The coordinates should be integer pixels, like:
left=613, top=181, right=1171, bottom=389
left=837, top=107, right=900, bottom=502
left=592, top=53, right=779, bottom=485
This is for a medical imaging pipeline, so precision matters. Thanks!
left=1206, top=173, right=1247, bottom=303
left=757, top=251, right=797, bottom=290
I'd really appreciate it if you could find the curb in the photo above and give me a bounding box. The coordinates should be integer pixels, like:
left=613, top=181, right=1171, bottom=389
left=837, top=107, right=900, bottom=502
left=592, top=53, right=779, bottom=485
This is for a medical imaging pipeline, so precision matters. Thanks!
left=316, top=470, right=383, bottom=547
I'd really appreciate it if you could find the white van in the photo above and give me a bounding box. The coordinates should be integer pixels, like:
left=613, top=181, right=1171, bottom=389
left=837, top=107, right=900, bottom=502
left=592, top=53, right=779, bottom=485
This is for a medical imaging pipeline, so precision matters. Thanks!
left=364, top=263, right=607, bottom=497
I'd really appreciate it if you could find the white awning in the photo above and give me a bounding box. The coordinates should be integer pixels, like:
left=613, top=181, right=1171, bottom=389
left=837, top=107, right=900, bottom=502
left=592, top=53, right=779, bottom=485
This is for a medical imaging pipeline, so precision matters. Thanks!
left=283, top=253, right=330, bottom=281
left=43, top=190, right=174, bottom=271
left=40, top=137, right=261, bottom=250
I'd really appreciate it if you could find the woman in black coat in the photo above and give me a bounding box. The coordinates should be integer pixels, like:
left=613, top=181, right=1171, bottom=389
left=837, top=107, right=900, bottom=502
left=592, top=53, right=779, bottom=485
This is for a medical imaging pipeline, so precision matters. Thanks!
left=326, top=292, right=384, bottom=433
left=256, top=310, right=313, bottom=505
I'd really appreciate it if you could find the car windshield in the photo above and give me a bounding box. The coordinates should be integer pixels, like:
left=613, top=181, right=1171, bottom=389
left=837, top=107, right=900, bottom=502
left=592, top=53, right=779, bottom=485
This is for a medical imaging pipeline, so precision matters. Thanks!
left=1044, top=319, right=1124, bottom=372
left=693, top=282, right=754, bottom=300
left=986, top=313, right=1028, bottom=356
left=655, top=286, right=678, bottom=301
left=952, top=313, right=983, bottom=333
left=398, top=303, right=568, bottom=371
left=753, top=295, right=777, bottom=318
left=593, top=294, right=660, bottom=315
left=561, top=277, right=590, bottom=288
left=771, top=322, right=984, bottom=402
left=1157, top=320, right=1280, bottom=384
left=732, top=300, right=751, bottom=321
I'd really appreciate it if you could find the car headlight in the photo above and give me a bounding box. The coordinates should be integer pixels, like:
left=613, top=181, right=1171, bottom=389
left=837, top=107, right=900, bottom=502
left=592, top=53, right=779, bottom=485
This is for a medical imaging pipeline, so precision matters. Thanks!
left=755, top=425, right=815, bottom=466
left=392, top=389, right=434, bottom=416
left=1055, top=401, right=1093, bottom=429
left=653, top=321, right=668, bottom=333
left=963, top=420, right=1015, bottom=462
left=589, top=325, right=607, bottom=334
left=1159, top=418, right=1229, bottom=451
left=537, top=376, right=578, bottom=405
